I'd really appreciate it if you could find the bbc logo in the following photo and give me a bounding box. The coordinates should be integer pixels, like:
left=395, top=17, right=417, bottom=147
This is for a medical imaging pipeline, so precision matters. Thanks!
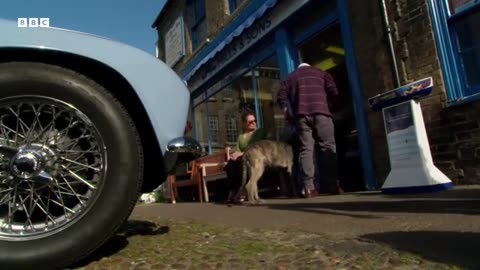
left=18, top=18, right=50, bottom=28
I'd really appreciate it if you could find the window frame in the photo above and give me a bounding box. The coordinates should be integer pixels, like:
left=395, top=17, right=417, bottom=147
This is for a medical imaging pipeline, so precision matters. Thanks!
left=447, top=0, right=480, bottom=96
left=429, top=0, right=480, bottom=103
left=187, top=0, right=207, bottom=51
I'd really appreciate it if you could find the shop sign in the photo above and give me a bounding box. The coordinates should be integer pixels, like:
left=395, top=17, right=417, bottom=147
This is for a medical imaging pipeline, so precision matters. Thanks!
left=164, top=14, right=186, bottom=67
left=188, top=0, right=309, bottom=91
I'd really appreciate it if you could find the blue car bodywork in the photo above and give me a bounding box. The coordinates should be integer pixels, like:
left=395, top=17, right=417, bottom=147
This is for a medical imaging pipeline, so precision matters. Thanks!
left=0, top=18, right=205, bottom=269
left=0, top=18, right=200, bottom=185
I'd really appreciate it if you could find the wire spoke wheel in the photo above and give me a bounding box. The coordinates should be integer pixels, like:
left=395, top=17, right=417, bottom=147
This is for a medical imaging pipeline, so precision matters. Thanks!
left=0, top=97, right=106, bottom=240
left=0, top=62, right=143, bottom=270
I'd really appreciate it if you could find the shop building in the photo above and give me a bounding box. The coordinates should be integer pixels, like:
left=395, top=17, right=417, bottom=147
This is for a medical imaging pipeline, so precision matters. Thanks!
left=152, top=0, right=480, bottom=190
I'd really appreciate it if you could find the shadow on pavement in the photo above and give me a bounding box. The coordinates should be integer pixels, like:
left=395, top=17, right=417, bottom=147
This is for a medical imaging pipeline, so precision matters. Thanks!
left=262, top=202, right=383, bottom=219
left=264, top=198, right=480, bottom=216
left=362, top=231, right=480, bottom=269
left=120, top=220, right=170, bottom=236
left=352, top=188, right=480, bottom=199
left=70, top=220, right=169, bottom=268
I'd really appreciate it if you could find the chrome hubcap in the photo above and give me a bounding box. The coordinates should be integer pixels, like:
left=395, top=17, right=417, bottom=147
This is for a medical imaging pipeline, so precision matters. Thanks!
left=11, top=149, right=43, bottom=179
left=0, top=97, right=107, bottom=240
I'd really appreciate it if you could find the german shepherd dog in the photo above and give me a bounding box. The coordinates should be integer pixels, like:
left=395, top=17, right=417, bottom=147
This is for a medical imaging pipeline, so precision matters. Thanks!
left=240, top=140, right=294, bottom=204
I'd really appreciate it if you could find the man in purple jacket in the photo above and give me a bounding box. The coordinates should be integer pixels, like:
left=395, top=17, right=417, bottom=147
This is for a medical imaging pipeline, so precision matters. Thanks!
left=278, top=62, right=340, bottom=197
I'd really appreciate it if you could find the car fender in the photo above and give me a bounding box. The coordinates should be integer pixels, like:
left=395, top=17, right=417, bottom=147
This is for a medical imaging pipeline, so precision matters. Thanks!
left=0, top=18, right=190, bottom=153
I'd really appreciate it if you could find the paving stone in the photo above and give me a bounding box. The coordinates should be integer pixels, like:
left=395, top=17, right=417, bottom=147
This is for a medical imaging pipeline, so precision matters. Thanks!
left=171, top=263, right=188, bottom=269
left=150, top=264, right=168, bottom=270
left=73, top=218, right=461, bottom=270
left=199, top=262, right=212, bottom=270
left=132, top=262, right=149, bottom=270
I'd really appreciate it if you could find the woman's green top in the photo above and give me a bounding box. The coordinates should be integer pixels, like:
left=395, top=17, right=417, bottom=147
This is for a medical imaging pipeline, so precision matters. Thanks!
left=235, top=128, right=267, bottom=152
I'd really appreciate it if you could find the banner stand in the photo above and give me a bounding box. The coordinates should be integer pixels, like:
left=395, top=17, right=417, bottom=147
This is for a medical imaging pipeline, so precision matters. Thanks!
left=369, top=77, right=453, bottom=194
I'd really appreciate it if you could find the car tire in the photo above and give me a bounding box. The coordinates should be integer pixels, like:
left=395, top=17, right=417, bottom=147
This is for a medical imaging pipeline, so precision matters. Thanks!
left=0, top=62, right=143, bottom=270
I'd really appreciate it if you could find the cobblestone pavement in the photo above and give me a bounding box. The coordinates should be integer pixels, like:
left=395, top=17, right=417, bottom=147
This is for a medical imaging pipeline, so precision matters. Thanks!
left=73, top=217, right=466, bottom=270
left=72, top=187, right=480, bottom=270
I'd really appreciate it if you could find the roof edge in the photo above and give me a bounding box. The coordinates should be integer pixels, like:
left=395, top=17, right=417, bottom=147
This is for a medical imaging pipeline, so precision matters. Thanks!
left=151, top=0, right=173, bottom=28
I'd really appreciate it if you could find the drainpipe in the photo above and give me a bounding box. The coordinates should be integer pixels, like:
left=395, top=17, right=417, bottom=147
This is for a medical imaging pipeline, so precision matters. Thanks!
left=380, top=0, right=401, bottom=87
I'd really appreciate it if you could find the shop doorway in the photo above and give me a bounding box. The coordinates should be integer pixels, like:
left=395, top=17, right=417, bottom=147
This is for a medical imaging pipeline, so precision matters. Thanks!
left=298, top=23, right=365, bottom=192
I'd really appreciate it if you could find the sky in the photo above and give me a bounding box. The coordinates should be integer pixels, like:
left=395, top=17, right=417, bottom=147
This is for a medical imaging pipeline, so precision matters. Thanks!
left=1, top=0, right=168, bottom=55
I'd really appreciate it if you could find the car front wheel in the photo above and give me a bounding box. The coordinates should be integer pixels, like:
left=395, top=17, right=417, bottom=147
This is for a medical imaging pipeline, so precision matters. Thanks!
left=0, top=62, right=143, bottom=269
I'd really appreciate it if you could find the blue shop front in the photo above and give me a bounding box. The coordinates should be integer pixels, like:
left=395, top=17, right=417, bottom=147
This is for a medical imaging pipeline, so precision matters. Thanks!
left=180, top=0, right=377, bottom=191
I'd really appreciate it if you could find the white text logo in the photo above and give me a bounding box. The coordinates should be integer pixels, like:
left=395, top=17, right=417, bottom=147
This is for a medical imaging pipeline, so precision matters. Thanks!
left=18, top=18, right=50, bottom=28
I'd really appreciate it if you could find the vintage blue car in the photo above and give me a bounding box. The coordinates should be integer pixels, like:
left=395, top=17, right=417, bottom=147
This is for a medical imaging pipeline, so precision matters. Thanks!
left=0, top=19, right=201, bottom=269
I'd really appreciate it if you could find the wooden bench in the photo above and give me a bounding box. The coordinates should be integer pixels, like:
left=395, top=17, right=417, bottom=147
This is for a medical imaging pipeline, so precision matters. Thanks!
left=169, top=150, right=229, bottom=203
left=197, top=152, right=228, bottom=202
left=168, top=161, right=203, bottom=203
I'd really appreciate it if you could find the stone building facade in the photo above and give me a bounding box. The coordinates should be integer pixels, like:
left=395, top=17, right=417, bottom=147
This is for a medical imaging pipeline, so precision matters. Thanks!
left=152, top=0, right=480, bottom=188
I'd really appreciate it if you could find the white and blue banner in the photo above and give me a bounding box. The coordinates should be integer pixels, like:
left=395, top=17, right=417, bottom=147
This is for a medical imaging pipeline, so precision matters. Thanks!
left=381, top=95, right=453, bottom=194
left=384, top=101, right=419, bottom=168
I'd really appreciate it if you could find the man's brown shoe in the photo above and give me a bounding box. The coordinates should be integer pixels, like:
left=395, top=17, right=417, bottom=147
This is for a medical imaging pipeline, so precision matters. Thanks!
left=303, top=188, right=319, bottom=198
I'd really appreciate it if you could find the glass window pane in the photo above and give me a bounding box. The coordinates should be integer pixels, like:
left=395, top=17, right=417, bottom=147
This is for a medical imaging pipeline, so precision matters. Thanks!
left=448, top=0, right=476, bottom=14
left=229, top=0, right=244, bottom=13
left=187, top=0, right=196, bottom=23
left=208, top=115, right=219, bottom=143
left=254, top=54, right=285, bottom=141
left=454, top=11, right=480, bottom=50
left=196, top=0, right=206, bottom=19
left=224, top=114, right=238, bottom=143
left=205, top=72, right=255, bottom=153
left=453, top=11, right=480, bottom=90
left=459, top=47, right=480, bottom=88
left=290, top=0, right=336, bottom=39
left=193, top=103, right=209, bottom=153
left=198, top=19, right=207, bottom=43
left=192, top=18, right=207, bottom=50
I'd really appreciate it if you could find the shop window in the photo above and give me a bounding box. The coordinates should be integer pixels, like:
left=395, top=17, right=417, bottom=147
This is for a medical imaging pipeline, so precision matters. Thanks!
left=431, top=0, right=480, bottom=100
left=198, top=70, right=256, bottom=152
left=208, top=115, right=219, bottom=143
left=225, top=115, right=238, bottom=143
left=187, top=0, right=207, bottom=51
left=253, top=54, right=285, bottom=140
left=274, top=116, right=287, bottom=141
left=193, top=104, right=208, bottom=152
left=229, top=0, right=245, bottom=13
left=194, top=54, right=285, bottom=152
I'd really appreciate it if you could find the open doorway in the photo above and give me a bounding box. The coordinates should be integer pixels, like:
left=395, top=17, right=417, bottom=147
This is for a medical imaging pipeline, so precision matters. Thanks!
left=298, top=23, right=364, bottom=192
